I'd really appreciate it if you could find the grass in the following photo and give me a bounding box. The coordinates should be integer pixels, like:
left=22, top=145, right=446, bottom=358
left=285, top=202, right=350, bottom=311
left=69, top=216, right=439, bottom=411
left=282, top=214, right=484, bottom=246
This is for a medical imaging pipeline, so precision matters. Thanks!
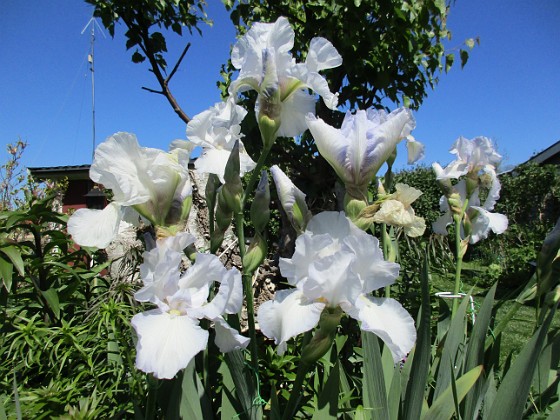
left=427, top=261, right=560, bottom=362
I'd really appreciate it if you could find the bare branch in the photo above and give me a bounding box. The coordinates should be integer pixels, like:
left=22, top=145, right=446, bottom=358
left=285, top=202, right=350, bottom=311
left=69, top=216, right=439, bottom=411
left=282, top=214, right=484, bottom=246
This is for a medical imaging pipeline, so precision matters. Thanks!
left=141, top=86, right=164, bottom=94
left=166, top=42, right=191, bottom=84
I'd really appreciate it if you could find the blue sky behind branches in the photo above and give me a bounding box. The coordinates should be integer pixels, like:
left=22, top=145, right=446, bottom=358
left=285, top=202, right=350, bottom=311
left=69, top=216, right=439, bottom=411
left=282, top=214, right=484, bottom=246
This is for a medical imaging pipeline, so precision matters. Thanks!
left=1, top=0, right=559, bottom=174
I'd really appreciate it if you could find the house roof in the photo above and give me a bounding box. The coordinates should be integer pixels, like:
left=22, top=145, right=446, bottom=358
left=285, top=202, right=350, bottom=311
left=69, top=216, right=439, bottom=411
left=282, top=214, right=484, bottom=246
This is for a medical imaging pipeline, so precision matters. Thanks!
left=28, top=164, right=91, bottom=180
left=28, top=158, right=197, bottom=181
left=525, top=140, right=560, bottom=165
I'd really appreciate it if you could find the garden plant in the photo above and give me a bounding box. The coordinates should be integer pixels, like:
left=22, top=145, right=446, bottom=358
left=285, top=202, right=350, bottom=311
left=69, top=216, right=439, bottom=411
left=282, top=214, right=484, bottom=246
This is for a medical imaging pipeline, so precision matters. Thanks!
left=1, top=8, right=560, bottom=420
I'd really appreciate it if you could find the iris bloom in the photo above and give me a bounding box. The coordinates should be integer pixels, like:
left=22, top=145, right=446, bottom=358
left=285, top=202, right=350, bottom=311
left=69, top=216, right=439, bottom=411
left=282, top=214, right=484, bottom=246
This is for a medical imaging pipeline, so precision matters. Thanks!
left=432, top=136, right=502, bottom=181
left=372, top=183, right=426, bottom=237
left=186, top=99, right=256, bottom=183
left=270, top=165, right=312, bottom=234
left=257, top=212, right=416, bottom=362
left=68, top=133, right=192, bottom=248
left=132, top=233, right=248, bottom=379
left=306, top=108, right=421, bottom=197
left=230, top=16, right=342, bottom=138
left=433, top=179, right=508, bottom=244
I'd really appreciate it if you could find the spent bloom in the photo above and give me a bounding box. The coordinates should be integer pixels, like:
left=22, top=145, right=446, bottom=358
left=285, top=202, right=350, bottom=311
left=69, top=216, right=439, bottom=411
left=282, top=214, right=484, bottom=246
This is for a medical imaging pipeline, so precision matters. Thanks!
left=186, top=99, right=256, bottom=183
left=68, top=133, right=192, bottom=248
left=306, top=108, right=421, bottom=199
left=132, top=233, right=248, bottom=379
left=230, top=16, right=342, bottom=139
left=372, top=183, right=426, bottom=237
left=257, top=212, right=416, bottom=362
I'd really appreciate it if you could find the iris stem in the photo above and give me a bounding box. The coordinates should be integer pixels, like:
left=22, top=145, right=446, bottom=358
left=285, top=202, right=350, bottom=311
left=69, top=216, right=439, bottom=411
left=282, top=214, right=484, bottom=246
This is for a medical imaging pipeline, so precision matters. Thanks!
left=234, top=213, right=260, bottom=372
left=452, top=217, right=464, bottom=317
left=381, top=223, right=391, bottom=298
left=242, top=144, right=272, bottom=209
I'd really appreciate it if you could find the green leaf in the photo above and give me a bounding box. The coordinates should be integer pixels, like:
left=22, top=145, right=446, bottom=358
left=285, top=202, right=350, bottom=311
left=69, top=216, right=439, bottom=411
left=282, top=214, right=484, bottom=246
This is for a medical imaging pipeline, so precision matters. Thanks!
left=403, top=252, right=431, bottom=420
left=445, top=53, right=454, bottom=72
left=132, top=50, right=145, bottom=63
left=362, top=332, right=389, bottom=419
left=432, top=296, right=470, bottom=401
left=219, top=359, right=239, bottom=420
left=40, top=288, right=60, bottom=319
left=0, top=245, right=24, bottom=276
left=465, top=38, right=475, bottom=49
left=486, top=307, right=557, bottom=418
left=179, top=360, right=204, bottom=419
left=421, top=365, right=483, bottom=420
left=387, top=361, right=402, bottom=420
left=312, top=361, right=339, bottom=419
left=463, top=283, right=497, bottom=418
left=224, top=349, right=262, bottom=419
left=460, top=50, right=469, bottom=68
left=0, top=255, right=13, bottom=291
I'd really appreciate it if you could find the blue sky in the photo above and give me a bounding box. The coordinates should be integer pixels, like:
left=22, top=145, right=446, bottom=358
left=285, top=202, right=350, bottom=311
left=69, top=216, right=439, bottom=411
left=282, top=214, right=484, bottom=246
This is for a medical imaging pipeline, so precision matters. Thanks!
left=1, top=1, right=559, bottom=174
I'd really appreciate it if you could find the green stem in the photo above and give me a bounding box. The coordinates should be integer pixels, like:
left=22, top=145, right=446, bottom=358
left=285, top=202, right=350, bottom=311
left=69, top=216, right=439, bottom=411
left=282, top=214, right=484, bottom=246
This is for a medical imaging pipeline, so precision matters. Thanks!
left=234, top=212, right=259, bottom=374
left=282, top=361, right=311, bottom=420
left=145, top=375, right=158, bottom=420
left=381, top=223, right=391, bottom=298
left=451, top=217, right=464, bottom=317
left=241, top=144, right=272, bottom=209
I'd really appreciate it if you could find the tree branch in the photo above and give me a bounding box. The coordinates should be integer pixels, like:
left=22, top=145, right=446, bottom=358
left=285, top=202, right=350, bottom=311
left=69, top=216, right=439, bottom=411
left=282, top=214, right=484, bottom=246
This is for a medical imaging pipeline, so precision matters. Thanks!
left=166, top=42, right=191, bottom=84
left=124, top=12, right=191, bottom=123
left=141, top=86, right=164, bottom=94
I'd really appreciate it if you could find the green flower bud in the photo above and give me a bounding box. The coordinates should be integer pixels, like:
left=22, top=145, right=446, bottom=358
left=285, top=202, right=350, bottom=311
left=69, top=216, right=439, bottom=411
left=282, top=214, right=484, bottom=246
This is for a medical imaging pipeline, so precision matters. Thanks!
left=465, top=171, right=479, bottom=198
left=258, top=49, right=282, bottom=149
left=344, top=193, right=369, bottom=230
left=251, top=171, right=270, bottom=233
left=301, top=306, right=343, bottom=365
left=210, top=230, right=225, bottom=254
left=216, top=188, right=233, bottom=232
left=205, top=173, right=221, bottom=214
left=242, top=233, right=267, bottom=274
left=223, top=142, right=243, bottom=214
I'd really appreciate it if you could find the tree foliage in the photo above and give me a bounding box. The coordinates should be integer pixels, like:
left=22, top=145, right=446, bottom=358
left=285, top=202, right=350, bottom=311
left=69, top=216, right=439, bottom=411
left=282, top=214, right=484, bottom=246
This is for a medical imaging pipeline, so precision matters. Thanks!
left=86, top=0, right=211, bottom=123
left=223, top=0, right=476, bottom=111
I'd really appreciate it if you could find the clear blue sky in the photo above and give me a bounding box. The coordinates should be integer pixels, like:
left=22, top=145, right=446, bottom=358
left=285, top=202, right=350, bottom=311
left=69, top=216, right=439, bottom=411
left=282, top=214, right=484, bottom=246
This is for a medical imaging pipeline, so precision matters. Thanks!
left=1, top=1, right=559, bottom=174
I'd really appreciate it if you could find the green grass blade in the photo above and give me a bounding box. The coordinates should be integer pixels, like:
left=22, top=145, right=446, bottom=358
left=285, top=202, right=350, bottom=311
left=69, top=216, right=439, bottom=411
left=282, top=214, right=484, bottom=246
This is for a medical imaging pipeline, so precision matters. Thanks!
left=486, top=307, right=557, bottom=419
left=362, top=332, right=389, bottom=420
left=421, top=365, right=483, bottom=420
left=179, top=360, right=205, bottom=419
left=403, top=252, right=431, bottom=420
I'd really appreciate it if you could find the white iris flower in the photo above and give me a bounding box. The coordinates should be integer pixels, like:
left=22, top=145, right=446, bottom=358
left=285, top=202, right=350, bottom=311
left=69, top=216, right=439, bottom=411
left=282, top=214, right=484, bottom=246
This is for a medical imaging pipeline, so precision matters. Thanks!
left=132, top=233, right=248, bottom=379
left=186, top=99, right=256, bottom=183
left=257, top=212, right=416, bottom=362
left=306, top=108, right=420, bottom=196
left=67, top=133, right=192, bottom=248
left=433, top=179, right=508, bottom=244
left=432, top=136, right=502, bottom=181
left=230, top=16, right=342, bottom=138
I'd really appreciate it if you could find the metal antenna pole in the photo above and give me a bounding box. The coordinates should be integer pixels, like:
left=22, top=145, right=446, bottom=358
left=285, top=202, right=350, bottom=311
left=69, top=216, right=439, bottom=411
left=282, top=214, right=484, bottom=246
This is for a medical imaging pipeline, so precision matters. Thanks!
left=90, top=23, right=96, bottom=161
left=81, top=17, right=105, bottom=161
